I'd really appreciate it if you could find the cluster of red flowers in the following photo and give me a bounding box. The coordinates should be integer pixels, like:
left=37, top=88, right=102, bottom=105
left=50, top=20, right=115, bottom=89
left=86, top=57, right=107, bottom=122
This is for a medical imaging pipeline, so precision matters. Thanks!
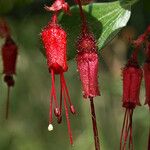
left=0, top=19, right=18, bottom=119
left=41, top=0, right=76, bottom=145
left=41, top=0, right=100, bottom=148
left=120, top=26, right=150, bottom=150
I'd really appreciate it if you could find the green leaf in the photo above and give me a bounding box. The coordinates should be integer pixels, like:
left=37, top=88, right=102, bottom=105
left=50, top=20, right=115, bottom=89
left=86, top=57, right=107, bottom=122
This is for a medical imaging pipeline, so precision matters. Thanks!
left=119, top=0, right=139, bottom=6
left=60, top=1, right=131, bottom=60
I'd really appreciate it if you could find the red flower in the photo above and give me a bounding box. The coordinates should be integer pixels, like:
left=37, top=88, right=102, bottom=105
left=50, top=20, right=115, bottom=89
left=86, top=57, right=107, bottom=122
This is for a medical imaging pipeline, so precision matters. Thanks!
left=122, top=61, right=143, bottom=108
left=1, top=36, right=18, bottom=119
left=41, top=14, right=75, bottom=145
left=120, top=46, right=143, bottom=150
left=2, top=36, right=18, bottom=77
left=76, top=33, right=100, bottom=98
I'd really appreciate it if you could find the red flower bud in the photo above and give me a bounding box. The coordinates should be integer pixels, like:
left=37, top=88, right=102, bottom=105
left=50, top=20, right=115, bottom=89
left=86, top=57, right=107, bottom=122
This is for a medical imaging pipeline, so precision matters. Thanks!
left=76, top=33, right=100, bottom=99
left=41, top=15, right=75, bottom=145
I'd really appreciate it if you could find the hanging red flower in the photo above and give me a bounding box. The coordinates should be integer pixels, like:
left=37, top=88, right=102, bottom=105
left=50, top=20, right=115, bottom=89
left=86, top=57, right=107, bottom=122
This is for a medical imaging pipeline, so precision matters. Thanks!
left=120, top=46, right=143, bottom=150
left=1, top=36, right=18, bottom=119
left=41, top=13, right=75, bottom=145
left=75, top=0, right=100, bottom=149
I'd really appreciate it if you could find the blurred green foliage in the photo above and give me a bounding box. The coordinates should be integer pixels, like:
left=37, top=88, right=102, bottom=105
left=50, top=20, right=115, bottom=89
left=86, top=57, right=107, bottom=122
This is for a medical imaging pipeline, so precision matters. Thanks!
left=0, top=0, right=150, bottom=150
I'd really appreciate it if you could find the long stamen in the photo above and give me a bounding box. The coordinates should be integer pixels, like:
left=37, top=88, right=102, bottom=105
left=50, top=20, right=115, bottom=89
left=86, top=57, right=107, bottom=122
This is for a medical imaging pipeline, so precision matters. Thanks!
left=48, top=83, right=55, bottom=131
left=51, top=69, right=60, bottom=118
left=51, top=70, right=58, bottom=108
left=61, top=75, right=73, bottom=145
left=49, top=86, right=54, bottom=124
left=57, top=75, right=63, bottom=124
left=61, top=73, right=76, bottom=114
left=90, top=97, right=100, bottom=150
left=129, top=109, right=133, bottom=150
left=5, top=86, right=10, bottom=120
left=120, top=109, right=128, bottom=150
left=61, top=74, right=72, bottom=106
left=123, top=109, right=130, bottom=150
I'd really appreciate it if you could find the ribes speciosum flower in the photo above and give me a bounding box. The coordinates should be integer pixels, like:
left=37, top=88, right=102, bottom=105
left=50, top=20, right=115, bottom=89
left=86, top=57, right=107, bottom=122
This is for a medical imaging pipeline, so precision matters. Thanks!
left=75, top=0, right=100, bottom=149
left=41, top=1, right=75, bottom=145
left=120, top=44, right=143, bottom=150
left=0, top=20, right=18, bottom=119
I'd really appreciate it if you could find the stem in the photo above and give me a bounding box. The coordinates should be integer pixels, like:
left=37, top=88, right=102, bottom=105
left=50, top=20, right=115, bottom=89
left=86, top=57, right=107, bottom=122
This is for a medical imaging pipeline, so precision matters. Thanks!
left=51, top=13, right=58, bottom=24
left=90, top=97, right=100, bottom=150
left=51, top=69, right=58, bottom=108
left=148, top=109, right=150, bottom=150
left=5, top=86, right=10, bottom=119
left=76, top=0, right=88, bottom=34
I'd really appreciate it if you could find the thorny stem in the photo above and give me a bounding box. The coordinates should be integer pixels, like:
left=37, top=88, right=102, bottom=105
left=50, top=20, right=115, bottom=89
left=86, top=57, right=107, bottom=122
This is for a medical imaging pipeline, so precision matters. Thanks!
left=76, top=0, right=88, bottom=34
left=5, top=86, right=10, bottom=119
left=90, top=97, right=100, bottom=150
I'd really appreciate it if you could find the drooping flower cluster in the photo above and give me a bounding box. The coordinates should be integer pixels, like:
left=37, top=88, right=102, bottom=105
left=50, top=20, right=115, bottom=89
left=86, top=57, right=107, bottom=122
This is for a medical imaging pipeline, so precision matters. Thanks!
left=120, top=45, right=143, bottom=150
left=0, top=19, right=18, bottom=119
left=120, top=26, right=150, bottom=150
left=41, top=0, right=75, bottom=145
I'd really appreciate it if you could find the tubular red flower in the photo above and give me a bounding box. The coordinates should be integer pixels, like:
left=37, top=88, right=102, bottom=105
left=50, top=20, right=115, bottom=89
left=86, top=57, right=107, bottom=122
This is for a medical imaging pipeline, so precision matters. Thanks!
left=76, top=33, right=100, bottom=99
left=41, top=14, right=75, bottom=145
left=122, top=62, right=143, bottom=108
left=1, top=36, right=18, bottom=119
left=2, top=36, right=18, bottom=76
left=120, top=48, right=143, bottom=150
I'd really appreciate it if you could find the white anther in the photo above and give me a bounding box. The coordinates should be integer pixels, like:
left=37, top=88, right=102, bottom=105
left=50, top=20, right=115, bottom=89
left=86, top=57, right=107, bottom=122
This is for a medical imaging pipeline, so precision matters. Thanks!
left=48, top=124, right=53, bottom=131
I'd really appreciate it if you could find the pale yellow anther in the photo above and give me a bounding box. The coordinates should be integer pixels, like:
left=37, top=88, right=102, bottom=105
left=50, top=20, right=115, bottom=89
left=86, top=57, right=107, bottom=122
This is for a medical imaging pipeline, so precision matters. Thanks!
left=48, top=124, right=53, bottom=131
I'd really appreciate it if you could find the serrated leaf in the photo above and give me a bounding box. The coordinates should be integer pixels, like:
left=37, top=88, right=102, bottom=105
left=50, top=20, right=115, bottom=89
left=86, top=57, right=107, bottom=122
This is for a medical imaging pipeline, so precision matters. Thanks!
left=60, top=1, right=131, bottom=60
